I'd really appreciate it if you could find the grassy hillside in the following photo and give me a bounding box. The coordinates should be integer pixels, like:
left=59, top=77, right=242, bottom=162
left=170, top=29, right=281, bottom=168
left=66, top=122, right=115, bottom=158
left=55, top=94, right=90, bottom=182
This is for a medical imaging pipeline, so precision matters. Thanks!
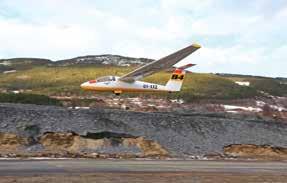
left=225, top=75, right=287, bottom=97
left=0, top=66, right=131, bottom=95
left=0, top=66, right=262, bottom=101
left=144, top=72, right=260, bottom=101
left=0, top=93, right=62, bottom=106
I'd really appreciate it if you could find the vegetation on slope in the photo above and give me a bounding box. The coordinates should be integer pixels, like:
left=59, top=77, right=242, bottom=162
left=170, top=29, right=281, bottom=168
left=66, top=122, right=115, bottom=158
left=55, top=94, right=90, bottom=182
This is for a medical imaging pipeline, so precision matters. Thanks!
left=0, top=93, right=62, bottom=106
left=0, top=66, right=131, bottom=95
left=0, top=66, right=261, bottom=101
left=248, top=78, right=287, bottom=97
left=225, top=76, right=287, bottom=97
left=145, top=72, right=260, bottom=101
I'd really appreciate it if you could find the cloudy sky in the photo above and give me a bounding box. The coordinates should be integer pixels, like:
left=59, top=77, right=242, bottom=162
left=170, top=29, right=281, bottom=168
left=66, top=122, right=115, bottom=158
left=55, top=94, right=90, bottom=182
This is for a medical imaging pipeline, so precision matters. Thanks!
left=0, top=0, right=286, bottom=77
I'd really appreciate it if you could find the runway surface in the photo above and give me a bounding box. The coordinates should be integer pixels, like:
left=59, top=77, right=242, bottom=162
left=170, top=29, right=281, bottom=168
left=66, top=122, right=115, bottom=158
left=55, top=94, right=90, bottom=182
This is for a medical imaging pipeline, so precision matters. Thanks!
left=0, top=159, right=286, bottom=176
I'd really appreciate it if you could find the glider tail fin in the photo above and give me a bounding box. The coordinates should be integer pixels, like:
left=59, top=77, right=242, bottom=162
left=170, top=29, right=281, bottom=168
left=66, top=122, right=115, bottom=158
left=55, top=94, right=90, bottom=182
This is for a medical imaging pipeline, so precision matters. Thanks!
left=165, top=64, right=196, bottom=92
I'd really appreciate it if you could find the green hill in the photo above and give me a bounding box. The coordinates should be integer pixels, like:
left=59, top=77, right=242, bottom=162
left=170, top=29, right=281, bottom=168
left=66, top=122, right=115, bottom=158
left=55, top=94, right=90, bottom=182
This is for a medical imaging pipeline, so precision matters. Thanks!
left=0, top=65, right=266, bottom=101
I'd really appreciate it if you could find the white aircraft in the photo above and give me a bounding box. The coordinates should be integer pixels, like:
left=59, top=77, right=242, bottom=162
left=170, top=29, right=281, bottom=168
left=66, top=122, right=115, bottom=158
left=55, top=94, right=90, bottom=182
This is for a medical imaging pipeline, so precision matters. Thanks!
left=81, top=43, right=201, bottom=95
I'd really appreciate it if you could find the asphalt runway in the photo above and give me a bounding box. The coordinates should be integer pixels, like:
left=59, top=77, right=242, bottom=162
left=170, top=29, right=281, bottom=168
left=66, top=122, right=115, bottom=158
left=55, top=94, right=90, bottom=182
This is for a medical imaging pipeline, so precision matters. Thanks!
left=0, top=159, right=287, bottom=176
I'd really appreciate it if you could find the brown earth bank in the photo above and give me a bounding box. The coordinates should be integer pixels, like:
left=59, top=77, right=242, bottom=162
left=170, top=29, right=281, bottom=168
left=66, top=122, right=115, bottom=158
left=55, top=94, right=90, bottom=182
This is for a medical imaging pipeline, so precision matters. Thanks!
left=2, top=131, right=287, bottom=160
left=0, top=132, right=168, bottom=158
left=224, top=144, right=287, bottom=160
left=1, top=103, right=287, bottom=158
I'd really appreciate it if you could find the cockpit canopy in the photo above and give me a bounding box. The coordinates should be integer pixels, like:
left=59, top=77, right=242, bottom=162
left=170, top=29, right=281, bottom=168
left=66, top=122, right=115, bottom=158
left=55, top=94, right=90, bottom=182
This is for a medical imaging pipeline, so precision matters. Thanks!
left=96, top=76, right=116, bottom=82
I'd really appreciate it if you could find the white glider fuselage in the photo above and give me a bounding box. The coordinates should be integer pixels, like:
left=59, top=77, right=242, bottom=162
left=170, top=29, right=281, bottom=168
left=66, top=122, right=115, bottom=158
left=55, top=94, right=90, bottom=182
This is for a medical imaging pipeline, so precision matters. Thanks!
left=81, top=76, right=173, bottom=94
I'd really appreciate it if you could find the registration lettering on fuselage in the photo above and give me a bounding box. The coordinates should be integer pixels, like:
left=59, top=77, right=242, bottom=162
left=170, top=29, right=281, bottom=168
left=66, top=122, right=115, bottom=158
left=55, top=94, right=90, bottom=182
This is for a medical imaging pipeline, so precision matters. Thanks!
left=143, top=84, right=158, bottom=89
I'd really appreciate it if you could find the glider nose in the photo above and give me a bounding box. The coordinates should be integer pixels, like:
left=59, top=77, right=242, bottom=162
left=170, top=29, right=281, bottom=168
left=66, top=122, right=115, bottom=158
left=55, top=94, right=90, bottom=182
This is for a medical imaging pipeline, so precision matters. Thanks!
left=80, top=82, right=89, bottom=90
left=81, top=80, right=97, bottom=90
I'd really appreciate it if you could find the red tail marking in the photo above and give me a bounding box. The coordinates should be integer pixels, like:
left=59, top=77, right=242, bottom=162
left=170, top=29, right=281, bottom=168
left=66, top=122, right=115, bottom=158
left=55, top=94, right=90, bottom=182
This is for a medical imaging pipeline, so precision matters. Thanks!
left=174, top=69, right=183, bottom=74
left=89, top=80, right=97, bottom=84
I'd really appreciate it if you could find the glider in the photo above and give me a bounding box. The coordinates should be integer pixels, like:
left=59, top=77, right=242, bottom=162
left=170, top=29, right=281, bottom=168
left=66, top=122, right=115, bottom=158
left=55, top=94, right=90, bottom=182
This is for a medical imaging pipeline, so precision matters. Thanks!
left=81, top=43, right=201, bottom=95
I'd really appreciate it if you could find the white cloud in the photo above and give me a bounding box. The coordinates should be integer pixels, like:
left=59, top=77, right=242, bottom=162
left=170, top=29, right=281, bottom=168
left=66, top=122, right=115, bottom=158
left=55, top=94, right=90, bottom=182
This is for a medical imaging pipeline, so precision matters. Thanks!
left=0, top=19, right=99, bottom=59
left=0, top=0, right=286, bottom=77
left=180, top=45, right=265, bottom=68
left=160, top=0, right=214, bottom=13
left=276, top=7, right=287, bottom=18
left=191, top=15, right=262, bottom=36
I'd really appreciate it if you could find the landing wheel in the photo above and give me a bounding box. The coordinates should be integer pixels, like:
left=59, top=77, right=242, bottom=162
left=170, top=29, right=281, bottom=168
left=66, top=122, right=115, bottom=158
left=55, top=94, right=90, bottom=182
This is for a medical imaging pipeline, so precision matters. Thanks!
left=113, top=90, right=122, bottom=96
left=113, top=91, right=124, bottom=109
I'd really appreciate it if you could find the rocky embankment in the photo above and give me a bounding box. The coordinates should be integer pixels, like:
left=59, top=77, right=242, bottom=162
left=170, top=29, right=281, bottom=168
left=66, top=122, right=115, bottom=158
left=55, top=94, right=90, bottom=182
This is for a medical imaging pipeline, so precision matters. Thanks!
left=0, top=103, right=287, bottom=159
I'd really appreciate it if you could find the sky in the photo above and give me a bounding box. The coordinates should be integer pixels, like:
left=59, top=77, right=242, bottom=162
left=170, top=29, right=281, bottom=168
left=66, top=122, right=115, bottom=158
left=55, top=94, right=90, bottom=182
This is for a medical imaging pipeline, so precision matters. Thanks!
left=0, top=0, right=286, bottom=77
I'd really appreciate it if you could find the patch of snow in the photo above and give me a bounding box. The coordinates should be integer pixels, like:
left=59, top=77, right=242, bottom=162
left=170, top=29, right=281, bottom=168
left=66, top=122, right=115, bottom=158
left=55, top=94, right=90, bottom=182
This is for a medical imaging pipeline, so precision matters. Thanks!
left=276, top=96, right=287, bottom=99
left=147, top=104, right=156, bottom=107
left=132, top=101, right=143, bottom=105
left=102, top=61, right=110, bottom=65
left=171, top=99, right=184, bottom=104
left=186, top=155, right=209, bottom=160
left=235, top=81, right=250, bottom=86
left=256, top=101, right=266, bottom=107
left=119, top=63, right=130, bottom=67
left=73, top=107, right=90, bottom=109
left=226, top=111, right=239, bottom=114
left=129, top=98, right=140, bottom=102
left=0, top=61, right=11, bottom=66
left=256, top=101, right=287, bottom=112
left=76, top=58, right=86, bottom=62
left=269, top=105, right=287, bottom=112
left=3, top=70, right=16, bottom=74
left=157, top=105, right=167, bottom=108
left=223, top=105, right=262, bottom=112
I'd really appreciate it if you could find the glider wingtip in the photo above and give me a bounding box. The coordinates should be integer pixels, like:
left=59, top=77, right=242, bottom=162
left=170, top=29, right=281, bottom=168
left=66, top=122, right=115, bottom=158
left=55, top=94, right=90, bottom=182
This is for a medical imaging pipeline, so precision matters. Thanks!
left=192, top=43, right=201, bottom=48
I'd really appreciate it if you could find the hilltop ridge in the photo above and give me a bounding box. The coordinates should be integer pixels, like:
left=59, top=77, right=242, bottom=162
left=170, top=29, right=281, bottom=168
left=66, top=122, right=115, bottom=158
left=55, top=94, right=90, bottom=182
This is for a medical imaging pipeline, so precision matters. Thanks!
left=0, top=55, right=154, bottom=70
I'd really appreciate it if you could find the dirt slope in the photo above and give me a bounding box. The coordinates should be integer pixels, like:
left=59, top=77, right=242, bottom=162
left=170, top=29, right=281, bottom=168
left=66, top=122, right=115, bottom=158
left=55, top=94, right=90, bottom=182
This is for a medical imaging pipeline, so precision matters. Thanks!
left=224, top=144, right=287, bottom=159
